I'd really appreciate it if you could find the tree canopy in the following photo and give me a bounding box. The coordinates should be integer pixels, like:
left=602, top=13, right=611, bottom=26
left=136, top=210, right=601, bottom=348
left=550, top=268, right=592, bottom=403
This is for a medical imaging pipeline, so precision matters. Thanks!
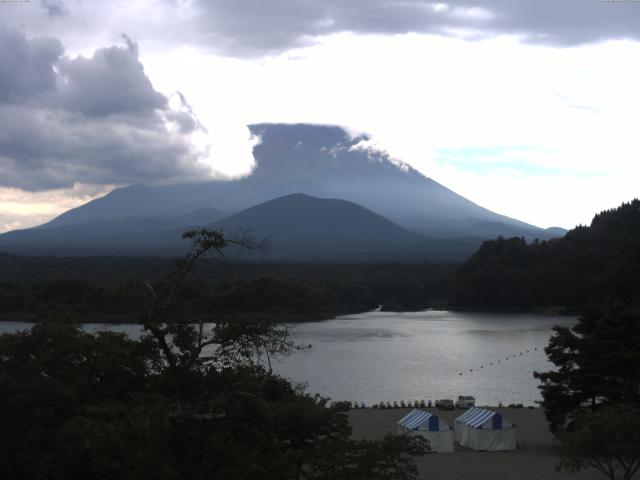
left=451, top=199, right=640, bottom=309
left=534, top=301, right=640, bottom=432
left=0, top=228, right=427, bottom=480
left=535, top=296, right=640, bottom=480
left=556, top=406, right=640, bottom=480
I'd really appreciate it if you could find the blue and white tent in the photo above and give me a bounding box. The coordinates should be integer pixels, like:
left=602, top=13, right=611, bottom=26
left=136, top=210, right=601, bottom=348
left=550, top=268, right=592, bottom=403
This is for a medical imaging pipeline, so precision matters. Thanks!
left=454, top=408, right=516, bottom=451
left=396, top=409, right=454, bottom=453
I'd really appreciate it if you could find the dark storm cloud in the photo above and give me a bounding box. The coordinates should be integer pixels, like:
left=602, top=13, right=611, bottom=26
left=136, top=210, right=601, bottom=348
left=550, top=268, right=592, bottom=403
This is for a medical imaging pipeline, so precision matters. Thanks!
left=0, top=105, right=204, bottom=190
left=0, top=26, right=210, bottom=191
left=55, top=42, right=167, bottom=117
left=3, top=1, right=639, bottom=58
left=181, top=0, right=640, bottom=55
left=0, top=27, right=63, bottom=102
left=481, top=0, right=640, bottom=45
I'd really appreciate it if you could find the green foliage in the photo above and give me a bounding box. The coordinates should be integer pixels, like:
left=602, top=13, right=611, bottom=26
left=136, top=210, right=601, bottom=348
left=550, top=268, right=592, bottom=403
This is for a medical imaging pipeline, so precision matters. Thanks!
left=210, top=317, right=305, bottom=372
left=452, top=199, right=640, bottom=308
left=0, top=229, right=427, bottom=479
left=0, top=326, right=425, bottom=479
left=534, top=303, right=640, bottom=431
left=208, top=276, right=376, bottom=316
left=0, top=323, right=165, bottom=479
left=0, top=258, right=456, bottom=322
left=556, top=406, right=640, bottom=480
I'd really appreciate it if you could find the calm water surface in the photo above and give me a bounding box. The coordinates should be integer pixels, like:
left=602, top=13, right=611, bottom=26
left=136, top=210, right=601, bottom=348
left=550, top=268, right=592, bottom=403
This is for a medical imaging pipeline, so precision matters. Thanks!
left=277, top=310, right=575, bottom=406
left=1, top=310, right=575, bottom=406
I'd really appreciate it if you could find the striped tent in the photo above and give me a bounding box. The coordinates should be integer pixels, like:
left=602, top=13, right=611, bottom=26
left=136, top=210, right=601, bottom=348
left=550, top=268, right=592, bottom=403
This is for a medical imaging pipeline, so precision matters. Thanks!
left=396, top=409, right=454, bottom=453
left=454, top=408, right=516, bottom=451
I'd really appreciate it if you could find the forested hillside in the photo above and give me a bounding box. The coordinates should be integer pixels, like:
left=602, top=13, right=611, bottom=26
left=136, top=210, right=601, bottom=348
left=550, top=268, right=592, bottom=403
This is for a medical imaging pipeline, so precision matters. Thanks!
left=0, top=256, right=455, bottom=322
left=451, top=200, right=640, bottom=308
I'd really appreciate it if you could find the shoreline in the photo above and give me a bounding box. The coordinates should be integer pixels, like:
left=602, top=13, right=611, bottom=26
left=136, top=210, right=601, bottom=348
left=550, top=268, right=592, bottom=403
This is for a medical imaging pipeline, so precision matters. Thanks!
left=0, top=306, right=581, bottom=324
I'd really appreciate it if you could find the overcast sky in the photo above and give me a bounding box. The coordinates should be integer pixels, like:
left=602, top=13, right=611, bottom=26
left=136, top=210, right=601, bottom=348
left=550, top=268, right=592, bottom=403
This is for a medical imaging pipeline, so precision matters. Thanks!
left=1, top=0, right=639, bottom=232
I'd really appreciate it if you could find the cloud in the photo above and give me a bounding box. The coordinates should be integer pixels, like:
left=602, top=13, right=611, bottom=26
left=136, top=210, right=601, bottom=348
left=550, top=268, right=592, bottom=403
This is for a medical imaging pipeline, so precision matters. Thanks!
left=55, top=41, right=167, bottom=116
left=0, top=27, right=63, bottom=102
left=0, top=183, right=113, bottom=233
left=180, top=0, right=493, bottom=55
left=180, top=0, right=640, bottom=55
left=41, top=0, right=68, bottom=17
left=6, top=1, right=640, bottom=57
left=155, top=32, right=637, bottom=228
left=0, top=25, right=215, bottom=191
left=2, top=2, right=639, bottom=231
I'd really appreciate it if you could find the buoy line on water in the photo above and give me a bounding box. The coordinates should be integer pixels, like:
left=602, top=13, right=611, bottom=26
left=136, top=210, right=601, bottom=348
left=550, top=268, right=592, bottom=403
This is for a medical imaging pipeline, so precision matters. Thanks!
left=457, top=346, right=541, bottom=376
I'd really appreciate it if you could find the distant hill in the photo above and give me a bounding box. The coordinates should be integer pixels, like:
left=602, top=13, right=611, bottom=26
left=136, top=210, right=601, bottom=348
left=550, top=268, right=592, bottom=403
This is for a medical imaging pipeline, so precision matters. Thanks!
left=0, top=193, right=485, bottom=260
left=451, top=199, right=640, bottom=308
left=463, top=221, right=566, bottom=240
left=211, top=193, right=420, bottom=258
left=0, top=208, right=225, bottom=256
left=212, top=193, right=487, bottom=261
left=545, top=226, right=568, bottom=237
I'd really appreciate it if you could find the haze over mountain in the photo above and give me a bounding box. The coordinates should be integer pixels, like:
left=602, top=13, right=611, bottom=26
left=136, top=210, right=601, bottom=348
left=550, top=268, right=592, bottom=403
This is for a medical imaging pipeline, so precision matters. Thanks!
left=0, top=193, right=481, bottom=260
left=0, top=124, right=564, bottom=259
left=0, top=208, right=226, bottom=257
left=211, top=193, right=422, bottom=260
left=215, top=193, right=419, bottom=243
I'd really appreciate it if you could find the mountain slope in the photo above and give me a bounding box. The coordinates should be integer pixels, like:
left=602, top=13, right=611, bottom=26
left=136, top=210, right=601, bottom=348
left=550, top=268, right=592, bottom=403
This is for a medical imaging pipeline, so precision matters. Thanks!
left=38, top=124, right=553, bottom=240
left=0, top=193, right=484, bottom=260
left=213, top=193, right=420, bottom=245
left=210, top=193, right=440, bottom=260
left=0, top=208, right=225, bottom=256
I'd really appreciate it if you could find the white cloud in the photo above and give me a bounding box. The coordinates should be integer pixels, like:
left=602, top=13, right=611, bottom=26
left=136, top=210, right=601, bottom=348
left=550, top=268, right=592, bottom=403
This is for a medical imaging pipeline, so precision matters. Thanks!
left=2, top=3, right=640, bottom=231
left=0, top=184, right=115, bottom=233
left=138, top=33, right=639, bottom=228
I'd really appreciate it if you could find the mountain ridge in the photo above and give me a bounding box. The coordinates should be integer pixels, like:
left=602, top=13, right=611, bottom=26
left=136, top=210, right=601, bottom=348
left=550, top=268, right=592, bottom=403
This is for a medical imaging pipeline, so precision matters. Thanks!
left=0, top=193, right=485, bottom=260
left=40, top=123, right=550, bottom=237
left=0, top=123, right=565, bottom=259
left=209, top=193, right=428, bottom=260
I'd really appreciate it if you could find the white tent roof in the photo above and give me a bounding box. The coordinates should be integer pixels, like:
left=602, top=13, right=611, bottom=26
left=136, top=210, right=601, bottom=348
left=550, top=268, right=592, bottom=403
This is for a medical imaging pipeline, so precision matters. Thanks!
left=455, top=408, right=513, bottom=429
left=397, top=409, right=451, bottom=432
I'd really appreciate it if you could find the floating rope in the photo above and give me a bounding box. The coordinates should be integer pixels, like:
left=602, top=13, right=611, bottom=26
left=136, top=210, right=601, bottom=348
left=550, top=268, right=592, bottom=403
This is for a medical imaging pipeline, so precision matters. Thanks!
left=457, top=344, right=546, bottom=376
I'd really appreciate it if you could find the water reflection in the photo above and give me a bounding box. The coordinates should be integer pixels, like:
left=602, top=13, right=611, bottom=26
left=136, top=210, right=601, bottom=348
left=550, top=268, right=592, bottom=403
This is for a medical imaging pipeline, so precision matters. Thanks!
left=0, top=310, right=575, bottom=406
left=275, top=310, right=575, bottom=406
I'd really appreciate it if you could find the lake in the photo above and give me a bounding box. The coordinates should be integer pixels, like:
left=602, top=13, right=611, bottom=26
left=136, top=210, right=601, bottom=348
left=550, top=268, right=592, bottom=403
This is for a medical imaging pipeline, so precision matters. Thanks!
left=277, top=310, right=576, bottom=406
left=0, top=310, right=575, bottom=406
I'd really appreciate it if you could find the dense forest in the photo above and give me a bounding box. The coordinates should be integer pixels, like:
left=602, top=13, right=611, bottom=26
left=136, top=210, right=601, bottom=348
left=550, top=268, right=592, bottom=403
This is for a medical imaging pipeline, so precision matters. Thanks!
left=0, top=255, right=456, bottom=323
left=451, top=200, right=640, bottom=309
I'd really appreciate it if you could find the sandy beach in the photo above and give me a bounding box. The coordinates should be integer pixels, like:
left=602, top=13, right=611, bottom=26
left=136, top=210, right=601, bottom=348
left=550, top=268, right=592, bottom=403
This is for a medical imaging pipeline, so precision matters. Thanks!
left=349, top=407, right=604, bottom=480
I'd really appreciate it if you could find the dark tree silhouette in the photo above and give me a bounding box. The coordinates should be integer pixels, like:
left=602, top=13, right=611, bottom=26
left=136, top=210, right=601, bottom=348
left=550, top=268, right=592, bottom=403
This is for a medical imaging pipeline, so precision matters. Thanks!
left=452, top=199, right=640, bottom=309
left=556, top=407, right=640, bottom=480
left=535, top=303, right=640, bottom=432
left=0, top=228, right=428, bottom=480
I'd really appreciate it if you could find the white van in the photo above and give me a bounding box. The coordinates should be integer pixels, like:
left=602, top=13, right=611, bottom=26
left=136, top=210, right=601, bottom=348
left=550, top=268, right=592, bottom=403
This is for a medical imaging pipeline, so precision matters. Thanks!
left=455, top=395, right=476, bottom=409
